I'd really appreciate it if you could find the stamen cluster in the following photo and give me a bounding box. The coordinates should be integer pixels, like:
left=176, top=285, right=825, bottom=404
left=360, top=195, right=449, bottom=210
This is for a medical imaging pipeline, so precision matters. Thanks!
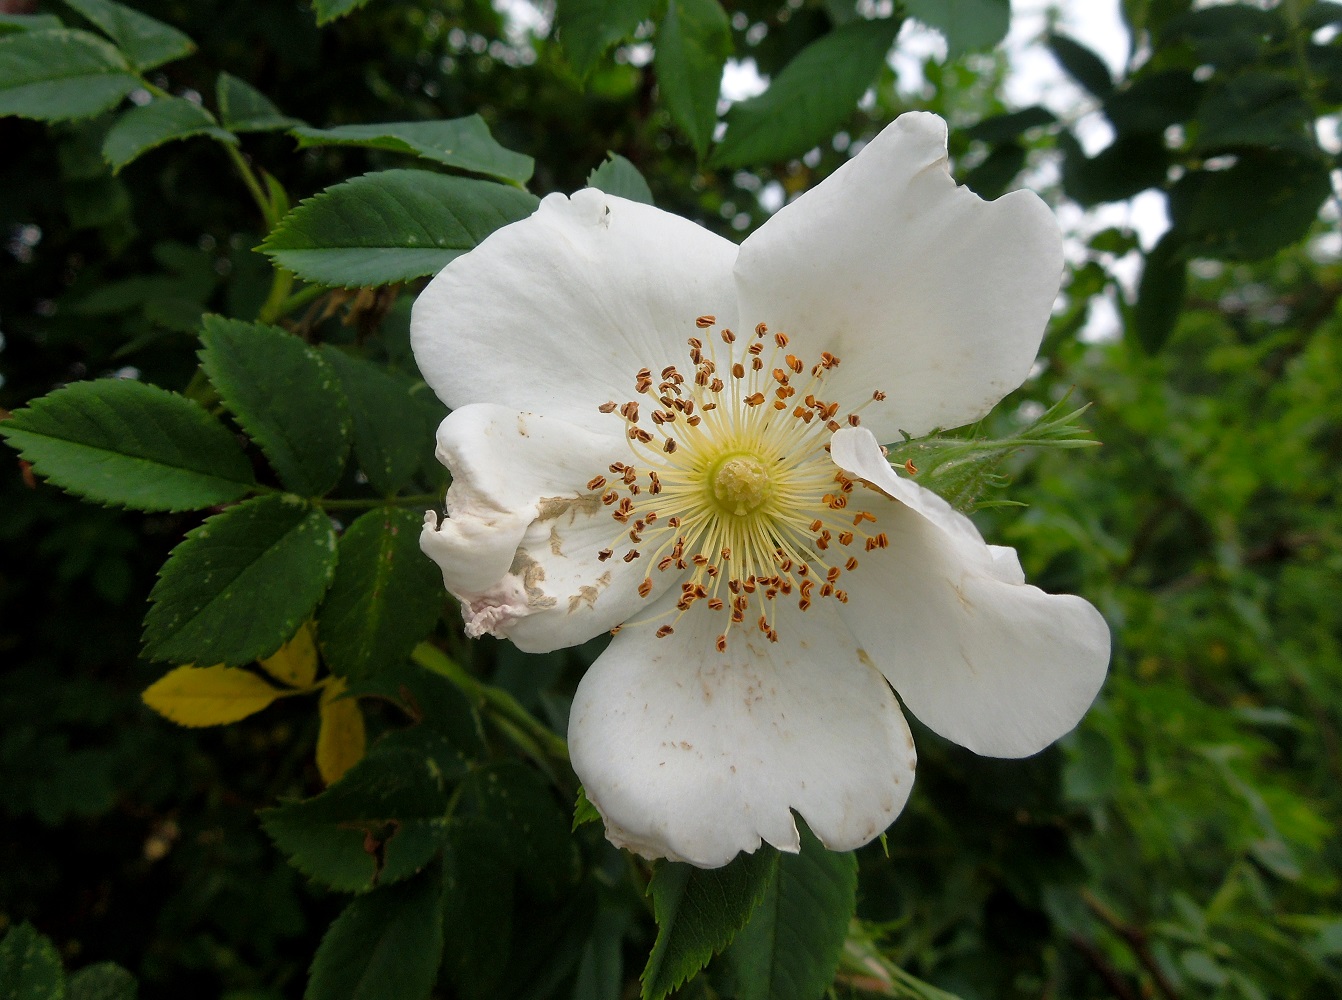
left=592, top=318, right=890, bottom=650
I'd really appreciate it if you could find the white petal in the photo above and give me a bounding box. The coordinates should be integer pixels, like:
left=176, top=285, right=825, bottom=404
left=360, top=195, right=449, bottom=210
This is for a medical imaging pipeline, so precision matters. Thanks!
left=830, top=427, right=1110, bottom=758
left=420, top=404, right=666, bottom=651
left=734, top=112, right=1064, bottom=441
left=568, top=595, right=917, bottom=868
left=412, top=190, right=740, bottom=432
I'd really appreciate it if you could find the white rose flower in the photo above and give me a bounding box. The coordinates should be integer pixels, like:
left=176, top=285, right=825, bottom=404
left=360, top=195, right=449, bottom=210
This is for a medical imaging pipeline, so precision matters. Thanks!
left=411, top=112, right=1111, bottom=869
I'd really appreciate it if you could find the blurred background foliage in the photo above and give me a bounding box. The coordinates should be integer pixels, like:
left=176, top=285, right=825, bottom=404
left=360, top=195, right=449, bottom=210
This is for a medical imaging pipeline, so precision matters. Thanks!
left=1, top=0, right=1341, bottom=999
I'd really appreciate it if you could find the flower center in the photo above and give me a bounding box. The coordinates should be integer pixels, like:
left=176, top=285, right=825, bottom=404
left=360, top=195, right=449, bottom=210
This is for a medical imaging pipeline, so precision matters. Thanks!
left=592, top=317, right=890, bottom=650
left=711, top=454, right=770, bottom=516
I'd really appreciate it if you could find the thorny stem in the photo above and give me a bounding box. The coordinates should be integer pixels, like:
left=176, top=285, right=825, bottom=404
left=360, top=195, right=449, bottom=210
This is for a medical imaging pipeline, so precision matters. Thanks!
left=411, top=642, right=572, bottom=772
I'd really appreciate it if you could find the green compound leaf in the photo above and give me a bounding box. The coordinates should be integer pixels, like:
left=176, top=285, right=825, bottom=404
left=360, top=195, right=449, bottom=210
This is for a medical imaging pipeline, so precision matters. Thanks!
left=0, top=14, right=65, bottom=34
left=308, top=0, right=374, bottom=27
left=291, top=117, right=534, bottom=184
left=654, top=0, right=731, bottom=161
left=68, top=962, right=137, bottom=1000
left=0, top=923, right=66, bottom=1000
left=62, top=0, right=194, bottom=71
left=726, top=828, right=858, bottom=1000
left=1192, top=72, right=1315, bottom=154
left=0, top=378, right=254, bottom=512
left=906, top=0, right=1009, bottom=55
left=261, top=169, right=539, bottom=288
left=441, top=823, right=514, bottom=1000
left=103, top=96, right=237, bottom=173
left=199, top=316, right=351, bottom=498
left=964, top=105, right=1056, bottom=144
left=142, top=495, right=338, bottom=666
left=641, top=848, right=777, bottom=1000
left=216, top=71, right=301, bottom=132
left=710, top=17, right=897, bottom=168
left=1133, top=231, right=1187, bottom=354
left=557, top=0, right=655, bottom=78
left=305, top=870, right=444, bottom=1000
left=317, top=507, right=444, bottom=681
left=587, top=152, right=654, bottom=205
left=0, top=28, right=138, bottom=122
left=262, top=729, right=462, bottom=893
left=319, top=346, right=431, bottom=495
left=456, top=760, right=575, bottom=895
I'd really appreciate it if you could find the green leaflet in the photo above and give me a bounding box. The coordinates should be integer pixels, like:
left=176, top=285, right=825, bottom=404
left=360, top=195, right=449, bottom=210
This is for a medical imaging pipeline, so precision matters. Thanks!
left=260, top=169, right=539, bottom=287
left=142, top=495, right=338, bottom=666
left=0, top=378, right=254, bottom=512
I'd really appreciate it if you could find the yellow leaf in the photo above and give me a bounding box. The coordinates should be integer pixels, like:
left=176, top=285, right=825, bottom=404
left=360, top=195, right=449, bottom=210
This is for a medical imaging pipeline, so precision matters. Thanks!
left=142, top=664, right=283, bottom=727
left=316, top=679, right=366, bottom=785
left=258, top=622, right=319, bottom=688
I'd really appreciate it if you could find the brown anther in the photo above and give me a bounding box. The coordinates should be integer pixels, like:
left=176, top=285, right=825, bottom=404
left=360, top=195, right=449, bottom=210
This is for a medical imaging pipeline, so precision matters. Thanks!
left=602, top=490, right=619, bottom=505
left=745, top=392, right=765, bottom=407
left=774, top=332, right=789, bottom=347
left=659, top=365, right=675, bottom=379
left=758, top=615, right=770, bottom=633
left=816, top=537, right=828, bottom=550
left=720, top=547, right=731, bottom=561
left=731, top=363, right=745, bottom=379
left=629, top=530, right=642, bottom=543
left=847, top=414, right=861, bottom=427
left=839, top=531, right=854, bottom=545
left=710, top=378, right=724, bottom=393
left=689, top=349, right=703, bottom=364
left=609, top=462, right=627, bottom=472
left=824, top=493, right=848, bottom=509
left=820, top=583, right=834, bottom=597
left=629, top=483, right=641, bottom=495
left=721, top=328, right=736, bottom=344
left=785, top=354, right=804, bottom=374
left=587, top=475, right=607, bottom=491
left=864, top=537, right=878, bottom=551
left=649, top=472, right=662, bottom=495
left=742, top=578, right=757, bottom=593
left=704, top=563, right=717, bottom=576
left=688, top=337, right=702, bottom=349
left=658, top=557, right=674, bottom=571
left=752, top=357, right=763, bottom=371
left=693, top=554, right=709, bottom=566
left=688, top=415, right=702, bottom=425
left=638, top=578, right=654, bottom=597
left=730, top=608, right=745, bottom=624
left=772, top=368, right=788, bottom=383
left=663, top=438, right=677, bottom=454
left=610, top=625, right=622, bottom=635
left=696, top=315, right=715, bottom=328
left=676, top=559, right=688, bottom=569
left=631, top=427, right=654, bottom=443
left=820, top=351, right=840, bottom=368
left=728, top=580, right=741, bottom=594
left=773, top=401, right=786, bottom=410
left=623, top=550, right=640, bottom=563
left=667, top=516, right=681, bottom=528
left=598, top=548, right=613, bottom=561
left=651, top=411, right=665, bottom=425
left=793, top=406, right=807, bottom=419
left=716, top=634, right=728, bottom=652
left=798, top=596, right=812, bottom=611
left=835, top=590, right=848, bottom=603
left=622, top=467, right=637, bottom=485
left=656, top=625, right=675, bottom=638
left=845, top=557, right=858, bottom=572
left=800, top=579, right=814, bottom=596
left=873, top=390, right=886, bottom=401
left=809, top=518, right=823, bottom=532
left=875, top=533, right=889, bottom=548
left=598, top=401, right=618, bottom=413
left=695, top=369, right=709, bottom=386
left=826, top=566, right=841, bottom=583
left=823, top=402, right=840, bottom=419
left=755, top=323, right=768, bottom=337
left=748, top=341, right=764, bottom=356
left=905, top=460, right=918, bottom=475
left=854, top=510, right=877, bottom=525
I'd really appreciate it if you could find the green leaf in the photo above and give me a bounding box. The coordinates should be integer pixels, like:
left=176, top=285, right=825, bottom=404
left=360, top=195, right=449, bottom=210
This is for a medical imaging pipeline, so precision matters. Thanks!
left=557, top=0, right=656, bottom=78
left=308, top=0, right=374, bottom=27
left=103, top=96, right=237, bottom=173
left=905, top=0, right=1009, bottom=55
left=0, top=28, right=138, bottom=121
left=61, top=0, right=194, bottom=71
left=0, top=14, right=64, bottom=34
left=1046, top=32, right=1114, bottom=96
left=1059, top=130, right=1168, bottom=207
left=1161, top=5, right=1285, bottom=70
left=456, top=760, right=574, bottom=894
left=291, top=117, right=534, bottom=184
left=654, top=0, right=731, bottom=160
left=0, top=378, right=255, bottom=512
left=216, top=71, right=301, bottom=132
left=1193, top=72, right=1314, bottom=154
left=198, top=316, right=351, bottom=497
left=319, top=347, right=431, bottom=495
left=67, top=963, right=137, bottom=1000
left=317, top=507, right=444, bottom=680
left=142, top=495, right=338, bottom=666
left=963, top=105, right=1056, bottom=143
left=725, top=828, right=857, bottom=1000
left=1104, top=69, right=1202, bottom=135
left=710, top=17, right=898, bottom=168
left=1168, top=151, right=1333, bottom=260
left=260, top=169, right=539, bottom=288
left=1132, top=231, right=1187, bottom=354
left=305, top=872, right=444, bottom=1000
left=641, top=849, right=778, bottom=1000
left=441, top=823, right=515, bottom=1000
left=587, top=152, right=654, bottom=205
left=963, top=142, right=1026, bottom=200
left=0, top=923, right=66, bottom=1000
left=262, top=730, right=461, bottom=892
